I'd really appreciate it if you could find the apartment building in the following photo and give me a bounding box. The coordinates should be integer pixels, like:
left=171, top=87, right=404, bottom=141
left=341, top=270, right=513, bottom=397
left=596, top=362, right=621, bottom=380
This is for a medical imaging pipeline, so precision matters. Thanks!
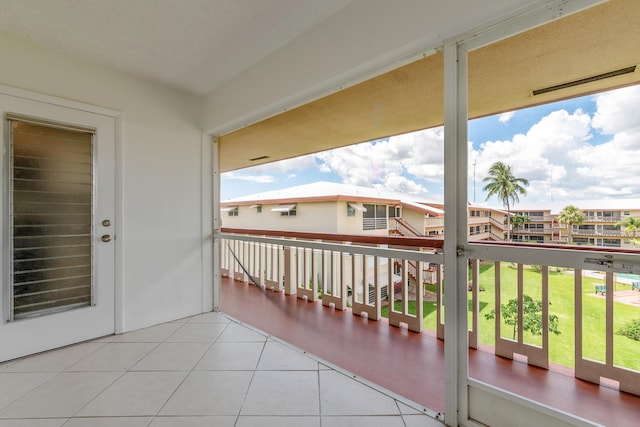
left=222, top=182, right=514, bottom=242
left=511, top=209, right=559, bottom=243
left=221, top=181, right=443, bottom=237
left=514, top=201, right=640, bottom=248
left=225, top=185, right=640, bottom=250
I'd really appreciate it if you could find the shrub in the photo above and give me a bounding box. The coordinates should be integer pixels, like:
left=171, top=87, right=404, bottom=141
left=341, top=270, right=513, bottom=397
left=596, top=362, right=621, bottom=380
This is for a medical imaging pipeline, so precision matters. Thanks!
left=617, top=319, right=640, bottom=341
left=530, top=264, right=543, bottom=273
left=484, top=294, right=560, bottom=340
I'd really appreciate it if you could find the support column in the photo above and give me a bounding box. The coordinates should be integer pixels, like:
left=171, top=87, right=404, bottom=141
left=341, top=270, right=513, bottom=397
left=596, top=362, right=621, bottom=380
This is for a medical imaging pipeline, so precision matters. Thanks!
left=212, top=136, right=221, bottom=311
left=443, top=40, right=469, bottom=426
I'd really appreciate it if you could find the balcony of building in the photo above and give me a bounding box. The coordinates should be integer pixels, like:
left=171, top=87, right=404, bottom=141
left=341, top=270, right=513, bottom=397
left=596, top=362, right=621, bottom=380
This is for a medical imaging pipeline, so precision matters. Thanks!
left=217, top=228, right=640, bottom=427
left=468, top=231, right=492, bottom=242
left=468, top=217, right=492, bottom=226
left=573, top=228, right=626, bottom=238
left=512, top=227, right=555, bottom=235
left=525, top=216, right=555, bottom=222
left=583, top=216, right=623, bottom=224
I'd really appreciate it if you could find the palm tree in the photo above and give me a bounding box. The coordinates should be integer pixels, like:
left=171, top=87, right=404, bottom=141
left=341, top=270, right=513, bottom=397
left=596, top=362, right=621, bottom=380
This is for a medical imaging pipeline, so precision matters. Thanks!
left=510, top=214, right=530, bottom=241
left=615, top=216, right=640, bottom=247
left=557, top=205, right=586, bottom=244
left=483, top=162, right=529, bottom=241
left=511, top=214, right=530, bottom=230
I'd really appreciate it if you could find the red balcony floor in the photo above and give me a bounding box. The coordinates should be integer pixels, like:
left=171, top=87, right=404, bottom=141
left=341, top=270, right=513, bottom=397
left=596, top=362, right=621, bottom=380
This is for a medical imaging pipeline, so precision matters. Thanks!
left=221, top=277, right=638, bottom=426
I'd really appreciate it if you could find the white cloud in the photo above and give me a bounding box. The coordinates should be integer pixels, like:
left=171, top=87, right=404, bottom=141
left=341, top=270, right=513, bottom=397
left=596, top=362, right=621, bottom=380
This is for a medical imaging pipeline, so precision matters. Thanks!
left=592, top=85, right=640, bottom=135
left=498, top=111, right=515, bottom=123
left=374, top=174, right=426, bottom=195
left=314, top=128, right=443, bottom=195
left=222, top=172, right=276, bottom=184
left=222, top=153, right=318, bottom=185
left=392, top=128, right=445, bottom=182
left=475, top=87, right=640, bottom=205
left=473, top=108, right=593, bottom=205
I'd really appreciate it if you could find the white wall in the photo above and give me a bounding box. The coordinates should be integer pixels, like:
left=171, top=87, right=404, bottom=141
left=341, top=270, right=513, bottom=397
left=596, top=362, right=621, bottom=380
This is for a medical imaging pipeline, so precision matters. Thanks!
left=0, top=34, right=208, bottom=332
left=402, top=209, right=426, bottom=236
left=336, top=201, right=367, bottom=235
left=223, top=202, right=339, bottom=234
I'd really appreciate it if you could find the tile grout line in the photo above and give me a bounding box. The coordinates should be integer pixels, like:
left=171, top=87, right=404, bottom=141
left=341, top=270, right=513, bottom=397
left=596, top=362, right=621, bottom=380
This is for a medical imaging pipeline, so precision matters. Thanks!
left=222, top=311, right=442, bottom=421
left=232, top=338, right=268, bottom=426
left=152, top=317, right=233, bottom=423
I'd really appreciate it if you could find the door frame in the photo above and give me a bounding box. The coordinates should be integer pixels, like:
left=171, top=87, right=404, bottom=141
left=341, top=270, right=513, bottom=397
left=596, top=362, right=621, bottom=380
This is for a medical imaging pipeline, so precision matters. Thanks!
left=0, top=84, right=123, bottom=359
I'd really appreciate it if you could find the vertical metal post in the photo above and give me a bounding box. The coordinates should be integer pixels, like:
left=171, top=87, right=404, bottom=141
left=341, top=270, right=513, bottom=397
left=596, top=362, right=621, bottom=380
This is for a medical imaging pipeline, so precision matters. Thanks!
left=443, top=39, right=469, bottom=426
left=212, top=136, right=221, bottom=311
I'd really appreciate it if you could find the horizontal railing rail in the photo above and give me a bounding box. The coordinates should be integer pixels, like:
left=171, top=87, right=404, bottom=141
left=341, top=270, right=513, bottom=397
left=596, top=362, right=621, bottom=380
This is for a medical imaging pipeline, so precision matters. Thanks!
left=221, top=228, right=444, bottom=249
left=584, top=216, right=622, bottom=222
left=425, top=218, right=445, bottom=228
left=468, top=216, right=491, bottom=225
left=524, top=215, right=554, bottom=221
left=573, top=229, right=625, bottom=236
left=363, top=217, right=388, bottom=231
left=511, top=227, right=554, bottom=234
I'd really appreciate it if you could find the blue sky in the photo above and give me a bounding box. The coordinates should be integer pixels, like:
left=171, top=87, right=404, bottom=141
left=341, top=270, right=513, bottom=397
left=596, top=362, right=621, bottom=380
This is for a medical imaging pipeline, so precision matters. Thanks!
left=222, top=84, right=640, bottom=208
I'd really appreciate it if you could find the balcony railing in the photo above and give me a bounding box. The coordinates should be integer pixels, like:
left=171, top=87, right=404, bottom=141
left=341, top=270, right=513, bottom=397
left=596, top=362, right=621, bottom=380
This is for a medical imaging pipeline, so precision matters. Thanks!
left=584, top=215, right=622, bottom=223
left=425, top=218, right=445, bottom=228
left=218, top=228, right=640, bottom=398
left=363, top=217, right=388, bottom=230
left=511, top=227, right=554, bottom=234
left=468, top=216, right=491, bottom=225
left=573, top=229, right=625, bottom=237
left=220, top=229, right=443, bottom=333
left=525, top=215, right=554, bottom=222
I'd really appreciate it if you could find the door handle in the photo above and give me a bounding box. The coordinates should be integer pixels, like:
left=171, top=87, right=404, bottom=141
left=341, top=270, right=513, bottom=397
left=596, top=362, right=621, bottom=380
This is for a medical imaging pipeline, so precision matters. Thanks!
left=101, top=234, right=112, bottom=243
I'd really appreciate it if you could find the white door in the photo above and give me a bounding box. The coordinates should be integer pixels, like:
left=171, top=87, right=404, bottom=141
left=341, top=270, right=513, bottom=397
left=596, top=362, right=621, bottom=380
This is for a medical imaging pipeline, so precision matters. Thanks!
left=1, top=91, right=116, bottom=362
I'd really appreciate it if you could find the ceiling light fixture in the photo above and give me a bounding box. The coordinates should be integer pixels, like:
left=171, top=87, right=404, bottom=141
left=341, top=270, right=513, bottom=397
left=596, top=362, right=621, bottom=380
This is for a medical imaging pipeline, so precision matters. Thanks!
left=532, top=65, right=637, bottom=96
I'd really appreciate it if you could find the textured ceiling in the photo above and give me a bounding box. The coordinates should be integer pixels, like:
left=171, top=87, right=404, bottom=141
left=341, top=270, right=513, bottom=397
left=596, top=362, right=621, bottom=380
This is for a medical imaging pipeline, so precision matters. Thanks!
left=0, top=0, right=353, bottom=95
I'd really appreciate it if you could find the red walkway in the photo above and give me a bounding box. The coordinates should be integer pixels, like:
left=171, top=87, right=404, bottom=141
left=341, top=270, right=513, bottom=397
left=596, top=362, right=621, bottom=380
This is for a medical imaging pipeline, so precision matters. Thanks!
left=221, top=277, right=638, bottom=425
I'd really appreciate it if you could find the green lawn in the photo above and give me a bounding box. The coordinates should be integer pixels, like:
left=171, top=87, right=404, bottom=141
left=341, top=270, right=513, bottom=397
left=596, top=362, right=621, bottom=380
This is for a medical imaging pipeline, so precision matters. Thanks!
left=381, top=300, right=438, bottom=330
left=381, top=263, right=640, bottom=371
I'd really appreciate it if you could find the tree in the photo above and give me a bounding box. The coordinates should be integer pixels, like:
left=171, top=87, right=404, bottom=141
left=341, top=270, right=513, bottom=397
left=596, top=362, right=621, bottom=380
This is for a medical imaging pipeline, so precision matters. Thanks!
left=510, top=214, right=530, bottom=231
left=557, top=205, right=586, bottom=244
left=615, top=216, right=640, bottom=247
left=484, top=294, right=561, bottom=340
left=483, top=162, right=529, bottom=241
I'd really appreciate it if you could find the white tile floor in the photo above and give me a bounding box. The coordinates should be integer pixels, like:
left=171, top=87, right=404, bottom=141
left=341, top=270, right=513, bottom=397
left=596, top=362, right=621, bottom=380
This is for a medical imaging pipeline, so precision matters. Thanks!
left=0, top=312, right=444, bottom=426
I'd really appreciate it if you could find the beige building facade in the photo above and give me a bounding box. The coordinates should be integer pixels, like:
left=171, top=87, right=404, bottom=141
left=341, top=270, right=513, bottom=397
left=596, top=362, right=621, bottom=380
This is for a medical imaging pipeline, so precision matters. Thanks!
left=224, top=184, right=640, bottom=249
left=222, top=182, right=511, bottom=241
left=221, top=182, right=442, bottom=237
left=514, top=203, right=640, bottom=248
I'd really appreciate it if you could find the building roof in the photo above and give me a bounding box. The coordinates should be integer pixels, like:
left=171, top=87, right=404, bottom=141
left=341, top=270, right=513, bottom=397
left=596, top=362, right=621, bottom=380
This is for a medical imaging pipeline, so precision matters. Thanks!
left=221, top=181, right=445, bottom=215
